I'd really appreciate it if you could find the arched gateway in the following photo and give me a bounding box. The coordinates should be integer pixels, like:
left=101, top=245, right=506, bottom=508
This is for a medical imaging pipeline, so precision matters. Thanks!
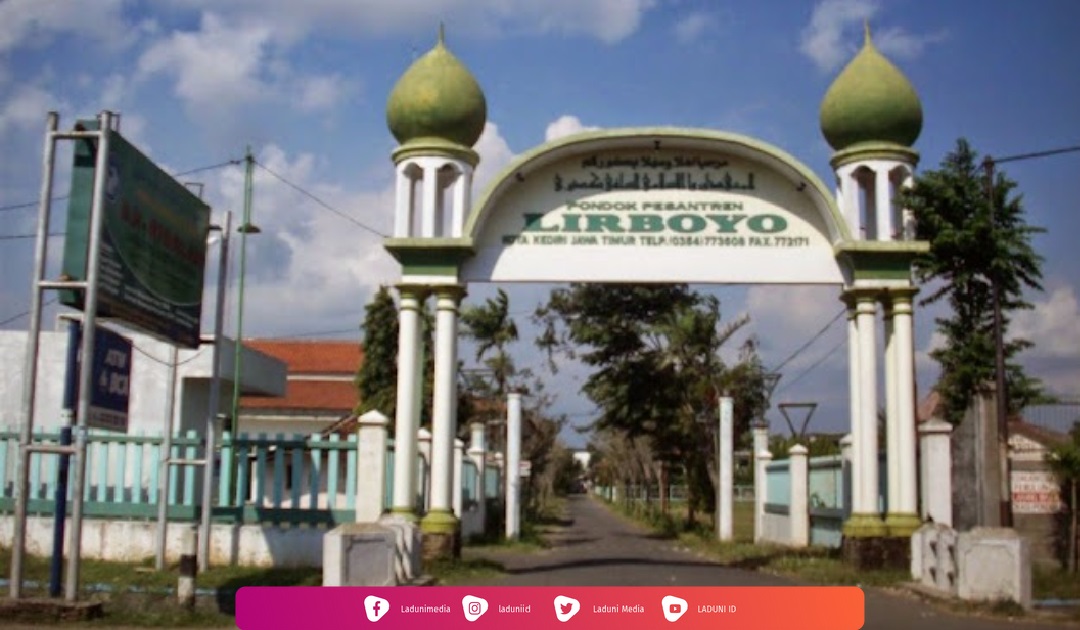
left=380, top=27, right=929, bottom=561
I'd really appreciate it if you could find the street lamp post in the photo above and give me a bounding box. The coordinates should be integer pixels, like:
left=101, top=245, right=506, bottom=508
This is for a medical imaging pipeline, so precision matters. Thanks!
left=982, top=143, right=1080, bottom=528
left=227, top=148, right=259, bottom=500
left=200, top=211, right=230, bottom=571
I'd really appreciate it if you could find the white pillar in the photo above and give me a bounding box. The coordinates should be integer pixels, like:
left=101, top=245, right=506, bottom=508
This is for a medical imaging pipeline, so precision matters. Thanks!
left=919, top=419, right=953, bottom=527
left=467, top=421, right=487, bottom=528
left=393, top=163, right=414, bottom=237
left=755, top=449, right=772, bottom=544
left=451, top=167, right=471, bottom=237
left=856, top=293, right=882, bottom=520
left=425, top=286, right=463, bottom=521
left=505, top=392, right=523, bottom=540
left=420, top=164, right=438, bottom=238
left=718, top=396, right=734, bottom=542
left=884, top=300, right=900, bottom=519
left=895, top=291, right=920, bottom=525
left=845, top=299, right=865, bottom=517
left=789, top=444, right=809, bottom=547
left=390, top=286, right=426, bottom=517
left=453, top=438, right=465, bottom=517
left=876, top=167, right=894, bottom=240
left=751, top=423, right=769, bottom=541
left=356, top=410, right=390, bottom=522
left=840, top=433, right=854, bottom=520
left=417, top=428, right=431, bottom=512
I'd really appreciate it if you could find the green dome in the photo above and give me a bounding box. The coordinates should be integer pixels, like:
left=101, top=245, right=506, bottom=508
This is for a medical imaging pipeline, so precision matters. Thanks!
left=820, top=25, right=923, bottom=152
left=386, top=29, right=487, bottom=150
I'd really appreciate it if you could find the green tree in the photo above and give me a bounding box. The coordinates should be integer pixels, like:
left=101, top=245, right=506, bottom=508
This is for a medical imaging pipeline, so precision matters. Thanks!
left=355, top=286, right=399, bottom=421
left=900, top=138, right=1046, bottom=424
left=1048, top=426, right=1080, bottom=573
left=460, top=288, right=520, bottom=396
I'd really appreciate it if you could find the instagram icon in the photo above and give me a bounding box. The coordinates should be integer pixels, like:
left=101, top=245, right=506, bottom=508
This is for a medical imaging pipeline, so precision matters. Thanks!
left=462, top=595, right=488, bottom=622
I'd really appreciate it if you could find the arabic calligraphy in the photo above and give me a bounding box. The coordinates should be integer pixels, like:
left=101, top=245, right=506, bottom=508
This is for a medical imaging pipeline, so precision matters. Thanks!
left=553, top=168, right=755, bottom=193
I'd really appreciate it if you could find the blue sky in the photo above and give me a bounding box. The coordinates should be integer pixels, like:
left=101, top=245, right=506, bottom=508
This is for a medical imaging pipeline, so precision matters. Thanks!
left=1, top=0, right=1078, bottom=448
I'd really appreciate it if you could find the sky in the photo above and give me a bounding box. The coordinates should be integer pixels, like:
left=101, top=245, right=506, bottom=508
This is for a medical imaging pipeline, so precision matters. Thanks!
left=1, top=0, right=1078, bottom=449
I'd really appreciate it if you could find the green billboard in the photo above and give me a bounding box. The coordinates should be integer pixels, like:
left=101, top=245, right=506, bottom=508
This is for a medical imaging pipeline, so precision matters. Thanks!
left=61, top=121, right=211, bottom=348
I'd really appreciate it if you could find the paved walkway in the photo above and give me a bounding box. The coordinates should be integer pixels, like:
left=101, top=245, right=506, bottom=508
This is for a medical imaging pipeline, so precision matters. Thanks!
left=463, top=495, right=1079, bottom=629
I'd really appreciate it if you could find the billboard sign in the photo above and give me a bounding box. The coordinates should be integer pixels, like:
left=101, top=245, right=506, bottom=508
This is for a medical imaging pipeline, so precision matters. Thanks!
left=61, top=121, right=211, bottom=348
left=75, top=323, right=133, bottom=432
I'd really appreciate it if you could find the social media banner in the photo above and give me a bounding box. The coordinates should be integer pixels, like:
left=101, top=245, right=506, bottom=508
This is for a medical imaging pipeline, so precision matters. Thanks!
left=237, top=586, right=863, bottom=629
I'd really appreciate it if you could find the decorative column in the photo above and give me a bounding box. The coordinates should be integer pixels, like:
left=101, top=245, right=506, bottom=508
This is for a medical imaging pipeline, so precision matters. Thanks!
left=847, top=290, right=886, bottom=536
left=505, top=392, right=523, bottom=540
left=789, top=444, right=809, bottom=547
left=467, top=421, right=487, bottom=531
left=919, top=419, right=953, bottom=527
left=421, top=286, right=465, bottom=559
left=388, top=285, right=427, bottom=520
left=718, top=395, right=734, bottom=542
left=842, top=294, right=865, bottom=534
left=453, top=438, right=465, bottom=518
left=884, top=299, right=900, bottom=521
left=754, top=449, right=772, bottom=544
left=355, top=410, right=390, bottom=522
left=890, top=288, right=921, bottom=534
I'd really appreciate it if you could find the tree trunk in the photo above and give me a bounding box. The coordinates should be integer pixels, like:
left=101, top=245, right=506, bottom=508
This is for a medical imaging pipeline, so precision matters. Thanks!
left=1070, top=479, right=1077, bottom=574
left=659, top=462, right=669, bottom=515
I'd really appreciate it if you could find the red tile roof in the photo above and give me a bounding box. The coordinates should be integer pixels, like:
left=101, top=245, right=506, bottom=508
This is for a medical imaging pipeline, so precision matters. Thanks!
left=240, top=339, right=362, bottom=413
left=242, top=379, right=358, bottom=413
left=245, top=339, right=362, bottom=374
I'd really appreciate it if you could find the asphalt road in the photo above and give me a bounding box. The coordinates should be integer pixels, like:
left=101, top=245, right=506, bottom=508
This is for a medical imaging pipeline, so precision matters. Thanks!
left=463, top=494, right=1079, bottom=630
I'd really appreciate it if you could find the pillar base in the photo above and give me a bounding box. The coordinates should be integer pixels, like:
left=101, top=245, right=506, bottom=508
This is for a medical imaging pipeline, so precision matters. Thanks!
left=420, top=510, right=461, bottom=562
left=842, top=513, right=888, bottom=538
left=388, top=507, right=420, bottom=523
left=885, top=512, right=923, bottom=537
left=841, top=535, right=911, bottom=571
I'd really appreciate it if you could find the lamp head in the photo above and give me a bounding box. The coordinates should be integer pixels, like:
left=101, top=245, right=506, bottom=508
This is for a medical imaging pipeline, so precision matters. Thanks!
left=238, top=223, right=261, bottom=234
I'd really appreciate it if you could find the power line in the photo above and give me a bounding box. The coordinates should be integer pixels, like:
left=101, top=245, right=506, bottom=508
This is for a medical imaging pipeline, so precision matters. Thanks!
left=0, top=298, right=58, bottom=327
left=253, top=160, right=388, bottom=238
left=0, top=232, right=64, bottom=240
left=0, top=159, right=240, bottom=214
left=130, top=343, right=207, bottom=367
left=768, top=307, right=845, bottom=373
left=774, top=336, right=846, bottom=398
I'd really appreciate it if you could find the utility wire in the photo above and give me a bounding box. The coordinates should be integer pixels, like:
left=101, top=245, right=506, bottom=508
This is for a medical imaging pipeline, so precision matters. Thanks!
left=130, top=344, right=207, bottom=367
left=0, top=232, right=64, bottom=240
left=0, top=159, right=240, bottom=214
left=0, top=298, right=58, bottom=327
left=253, top=160, right=388, bottom=238
left=774, top=336, right=846, bottom=397
left=768, top=307, right=845, bottom=373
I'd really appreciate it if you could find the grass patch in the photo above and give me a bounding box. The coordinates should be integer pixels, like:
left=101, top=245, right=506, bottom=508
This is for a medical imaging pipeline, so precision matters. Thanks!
left=606, top=499, right=910, bottom=588
left=0, top=545, right=320, bottom=627
left=427, top=557, right=505, bottom=586
left=1033, top=565, right=1080, bottom=601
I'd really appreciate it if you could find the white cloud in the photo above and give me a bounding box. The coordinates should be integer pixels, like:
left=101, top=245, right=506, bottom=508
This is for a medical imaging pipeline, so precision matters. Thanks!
left=799, top=0, right=944, bottom=72
left=1011, top=286, right=1080, bottom=359
left=473, top=121, right=516, bottom=197
left=137, top=13, right=273, bottom=115
left=0, top=0, right=134, bottom=53
left=0, top=85, right=64, bottom=136
left=673, top=12, right=715, bottom=44
left=544, top=115, right=600, bottom=143
left=297, top=75, right=353, bottom=113
left=159, top=0, right=656, bottom=44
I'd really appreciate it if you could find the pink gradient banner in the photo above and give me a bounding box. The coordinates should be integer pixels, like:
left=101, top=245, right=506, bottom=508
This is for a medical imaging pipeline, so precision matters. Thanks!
left=236, top=586, right=863, bottom=629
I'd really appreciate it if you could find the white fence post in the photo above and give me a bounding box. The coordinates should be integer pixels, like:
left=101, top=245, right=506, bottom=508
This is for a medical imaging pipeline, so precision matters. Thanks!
left=789, top=444, right=809, bottom=547
left=755, top=449, right=772, bottom=543
left=356, top=410, right=389, bottom=522
left=417, top=428, right=432, bottom=513
left=453, top=438, right=464, bottom=517
left=467, top=421, right=486, bottom=531
left=840, top=433, right=853, bottom=520
left=919, top=419, right=953, bottom=526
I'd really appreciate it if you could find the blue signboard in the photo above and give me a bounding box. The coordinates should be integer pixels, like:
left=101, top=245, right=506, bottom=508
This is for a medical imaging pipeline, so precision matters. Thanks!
left=75, top=324, right=132, bottom=432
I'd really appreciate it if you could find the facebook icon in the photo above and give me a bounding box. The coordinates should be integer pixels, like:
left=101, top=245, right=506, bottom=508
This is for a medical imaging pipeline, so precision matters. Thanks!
left=365, top=595, right=390, bottom=622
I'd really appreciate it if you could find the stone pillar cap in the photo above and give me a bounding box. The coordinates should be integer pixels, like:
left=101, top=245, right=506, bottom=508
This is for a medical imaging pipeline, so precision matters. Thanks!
left=358, top=410, right=390, bottom=426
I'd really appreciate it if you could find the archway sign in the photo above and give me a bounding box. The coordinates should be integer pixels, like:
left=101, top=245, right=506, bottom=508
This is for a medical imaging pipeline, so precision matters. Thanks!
left=381, top=28, right=929, bottom=565
left=464, top=129, right=850, bottom=285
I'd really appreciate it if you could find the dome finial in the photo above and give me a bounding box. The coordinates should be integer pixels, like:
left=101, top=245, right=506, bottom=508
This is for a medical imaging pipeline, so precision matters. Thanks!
left=863, top=19, right=872, bottom=46
left=438, top=22, right=446, bottom=46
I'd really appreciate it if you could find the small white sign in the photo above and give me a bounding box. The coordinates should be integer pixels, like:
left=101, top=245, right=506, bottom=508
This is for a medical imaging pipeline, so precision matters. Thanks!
left=1011, top=470, right=1064, bottom=514
left=519, top=460, right=532, bottom=477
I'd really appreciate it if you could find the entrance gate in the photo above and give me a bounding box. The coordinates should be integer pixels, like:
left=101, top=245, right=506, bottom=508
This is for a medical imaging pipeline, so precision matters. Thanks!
left=379, top=28, right=928, bottom=560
